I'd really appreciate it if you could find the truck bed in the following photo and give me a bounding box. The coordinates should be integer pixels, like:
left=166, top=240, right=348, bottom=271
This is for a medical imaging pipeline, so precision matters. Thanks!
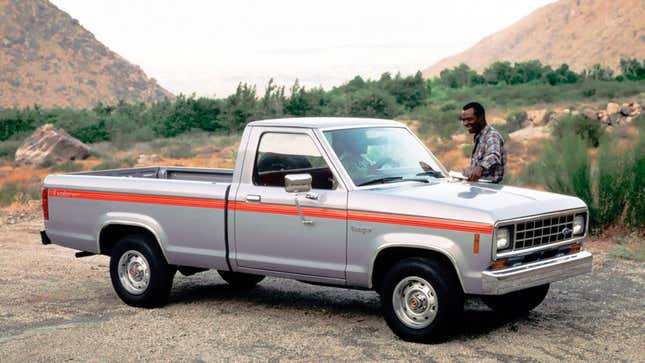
left=43, top=165, right=234, bottom=270
left=72, top=166, right=234, bottom=184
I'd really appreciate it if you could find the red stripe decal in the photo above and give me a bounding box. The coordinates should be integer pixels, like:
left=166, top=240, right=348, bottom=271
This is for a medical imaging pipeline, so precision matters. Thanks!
left=48, top=189, right=492, bottom=233
left=347, top=210, right=492, bottom=234
left=48, top=189, right=225, bottom=209
left=231, top=201, right=492, bottom=234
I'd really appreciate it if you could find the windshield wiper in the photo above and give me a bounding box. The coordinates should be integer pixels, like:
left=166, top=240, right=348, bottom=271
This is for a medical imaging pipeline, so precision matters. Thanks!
left=358, top=176, right=429, bottom=187
left=416, top=170, right=444, bottom=178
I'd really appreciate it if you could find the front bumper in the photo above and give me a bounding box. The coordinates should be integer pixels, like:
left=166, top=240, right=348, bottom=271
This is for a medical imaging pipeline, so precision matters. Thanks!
left=481, top=250, right=592, bottom=295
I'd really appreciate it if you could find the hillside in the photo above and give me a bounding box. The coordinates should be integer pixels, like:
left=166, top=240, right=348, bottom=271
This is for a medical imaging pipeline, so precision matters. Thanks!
left=422, top=0, right=645, bottom=77
left=0, top=0, right=173, bottom=108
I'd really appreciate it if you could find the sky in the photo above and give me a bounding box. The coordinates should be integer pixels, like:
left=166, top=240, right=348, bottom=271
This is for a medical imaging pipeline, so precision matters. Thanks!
left=51, top=0, right=556, bottom=97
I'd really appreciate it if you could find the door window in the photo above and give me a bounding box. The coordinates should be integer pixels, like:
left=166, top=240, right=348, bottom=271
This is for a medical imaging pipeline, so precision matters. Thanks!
left=253, top=133, right=335, bottom=189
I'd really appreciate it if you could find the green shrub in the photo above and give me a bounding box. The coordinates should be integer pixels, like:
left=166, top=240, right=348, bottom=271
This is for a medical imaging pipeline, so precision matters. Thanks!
left=164, top=143, right=195, bottom=159
left=523, top=131, right=597, bottom=227
left=0, top=182, right=41, bottom=206
left=92, top=159, right=123, bottom=171
left=49, top=161, right=83, bottom=173
left=553, top=114, right=603, bottom=147
left=0, top=139, right=21, bottom=160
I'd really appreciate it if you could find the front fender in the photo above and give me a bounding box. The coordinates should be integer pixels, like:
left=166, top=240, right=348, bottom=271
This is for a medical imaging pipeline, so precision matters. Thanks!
left=367, top=233, right=466, bottom=290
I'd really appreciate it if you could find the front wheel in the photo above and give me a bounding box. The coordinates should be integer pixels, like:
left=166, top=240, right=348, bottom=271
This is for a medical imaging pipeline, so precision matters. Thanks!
left=482, top=284, right=549, bottom=314
left=109, top=235, right=175, bottom=308
left=380, top=258, right=464, bottom=342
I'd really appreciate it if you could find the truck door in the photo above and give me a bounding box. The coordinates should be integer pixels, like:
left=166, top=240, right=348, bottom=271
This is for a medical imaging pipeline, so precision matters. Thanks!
left=232, top=128, right=347, bottom=279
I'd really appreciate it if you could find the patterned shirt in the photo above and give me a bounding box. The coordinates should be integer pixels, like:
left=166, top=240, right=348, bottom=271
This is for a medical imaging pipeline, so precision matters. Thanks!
left=470, top=124, right=506, bottom=183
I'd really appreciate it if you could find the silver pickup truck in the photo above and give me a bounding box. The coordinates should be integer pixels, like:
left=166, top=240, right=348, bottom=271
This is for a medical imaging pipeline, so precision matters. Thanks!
left=41, top=117, right=592, bottom=342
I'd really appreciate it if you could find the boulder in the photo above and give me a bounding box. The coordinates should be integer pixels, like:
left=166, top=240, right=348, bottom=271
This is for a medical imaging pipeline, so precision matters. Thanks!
left=527, top=109, right=547, bottom=126
left=509, top=126, right=550, bottom=142
left=582, top=109, right=598, bottom=120
left=14, top=124, right=90, bottom=166
left=607, top=102, right=620, bottom=115
left=620, top=104, right=632, bottom=116
left=137, top=154, right=162, bottom=164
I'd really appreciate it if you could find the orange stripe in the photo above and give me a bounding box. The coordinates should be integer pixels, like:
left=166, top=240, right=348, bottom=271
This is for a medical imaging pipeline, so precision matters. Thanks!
left=347, top=210, right=493, bottom=234
left=48, top=189, right=225, bottom=209
left=48, top=189, right=492, bottom=233
left=231, top=201, right=492, bottom=234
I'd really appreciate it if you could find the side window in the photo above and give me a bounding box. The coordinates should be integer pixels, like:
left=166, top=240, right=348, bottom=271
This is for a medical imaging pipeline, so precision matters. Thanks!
left=253, top=133, right=335, bottom=190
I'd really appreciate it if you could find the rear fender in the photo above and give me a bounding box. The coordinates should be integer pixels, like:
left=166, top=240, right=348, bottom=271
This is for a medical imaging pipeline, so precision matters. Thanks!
left=96, top=212, right=169, bottom=261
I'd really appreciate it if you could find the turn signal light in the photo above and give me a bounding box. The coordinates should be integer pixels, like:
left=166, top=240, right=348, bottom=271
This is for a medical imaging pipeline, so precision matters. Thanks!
left=490, top=259, right=508, bottom=270
left=569, top=244, right=582, bottom=254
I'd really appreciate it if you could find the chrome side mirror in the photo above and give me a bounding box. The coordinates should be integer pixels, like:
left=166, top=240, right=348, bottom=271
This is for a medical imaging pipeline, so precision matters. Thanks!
left=285, top=173, right=312, bottom=193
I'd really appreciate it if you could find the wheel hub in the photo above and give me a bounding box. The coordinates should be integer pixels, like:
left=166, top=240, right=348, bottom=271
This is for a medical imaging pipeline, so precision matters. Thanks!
left=392, top=276, right=438, bottom=329
left=118, top=250, right=151, bottom=295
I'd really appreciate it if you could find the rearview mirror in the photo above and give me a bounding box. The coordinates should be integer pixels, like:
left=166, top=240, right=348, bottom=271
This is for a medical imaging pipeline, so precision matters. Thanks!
left=285, top=174, right=312, bottom=193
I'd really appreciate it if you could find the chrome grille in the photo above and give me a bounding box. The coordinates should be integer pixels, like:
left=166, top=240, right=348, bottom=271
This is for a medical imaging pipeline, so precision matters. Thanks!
left=513, top=214, right=575, bottom=250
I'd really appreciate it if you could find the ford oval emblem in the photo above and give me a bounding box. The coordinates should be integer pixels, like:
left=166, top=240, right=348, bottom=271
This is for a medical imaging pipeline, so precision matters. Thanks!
left=561, top=227, right=573, bottom=237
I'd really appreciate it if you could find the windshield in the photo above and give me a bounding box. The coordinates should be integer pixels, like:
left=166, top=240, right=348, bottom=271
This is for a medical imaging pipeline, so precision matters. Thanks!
left=324, top=127, right=446, bottom=187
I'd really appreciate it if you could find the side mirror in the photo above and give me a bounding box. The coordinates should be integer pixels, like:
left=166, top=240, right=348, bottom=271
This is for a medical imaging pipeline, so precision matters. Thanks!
left=285, top=174, right=312, bottom=193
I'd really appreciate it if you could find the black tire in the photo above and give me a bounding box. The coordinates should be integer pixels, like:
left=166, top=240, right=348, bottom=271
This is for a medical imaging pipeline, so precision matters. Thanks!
left=482, top=284, right=549, bottom=314
left=109, top=234, right=176, bottom=308
left=217, top=270, right=265, bottom=289
left=380, top=257, right=464, bottom=342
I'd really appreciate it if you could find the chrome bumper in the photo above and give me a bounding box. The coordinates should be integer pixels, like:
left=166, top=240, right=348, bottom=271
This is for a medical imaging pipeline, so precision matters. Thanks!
left=481, top=251, right=593, bottom=295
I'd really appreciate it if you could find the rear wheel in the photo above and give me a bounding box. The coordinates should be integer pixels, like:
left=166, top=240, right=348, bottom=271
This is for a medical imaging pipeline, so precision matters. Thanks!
left=218, top=270, right=264, bottom=289
left=109, top=235, right=175, bottom=308
left=482, top=284, right=550, bottom=314
left=380, top=258, right=463, bottom=342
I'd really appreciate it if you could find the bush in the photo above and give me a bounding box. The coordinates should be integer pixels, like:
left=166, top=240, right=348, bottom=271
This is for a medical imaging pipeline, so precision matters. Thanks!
left=522, top=131, right=596, bottom=227
left=0, top=182, right=41, bottom=206
left=552, top=114, right=603, bottom=147
left=49, top=161, right=84, bottom=173
left=0, top=139, right=22, bottom=160
left=164, top=143, right=195, bottom=159
left=522, top=124, right=644, bottom=231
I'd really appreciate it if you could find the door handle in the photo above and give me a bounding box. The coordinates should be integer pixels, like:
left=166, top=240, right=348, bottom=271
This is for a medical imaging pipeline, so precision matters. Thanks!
left=305, top=192, right=319, bottom=200
left=246, top=194, right=261, bottom=202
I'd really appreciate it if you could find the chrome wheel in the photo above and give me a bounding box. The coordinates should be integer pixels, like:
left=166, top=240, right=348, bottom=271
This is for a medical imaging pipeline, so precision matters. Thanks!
left=392, top=276, right=438, bottom=329
left=117, top=250, right=151, bottom=295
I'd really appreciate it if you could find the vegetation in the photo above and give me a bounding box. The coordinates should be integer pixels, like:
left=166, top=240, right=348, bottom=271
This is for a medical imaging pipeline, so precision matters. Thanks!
left=520, top=115, right=644, bottom=232
left=0, top=58, right=643, bottom=153
left=0, top=57, right=643, bottom=233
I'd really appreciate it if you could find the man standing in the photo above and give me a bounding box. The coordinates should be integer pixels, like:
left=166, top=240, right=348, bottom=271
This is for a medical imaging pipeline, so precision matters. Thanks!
left=461, top=102, right=506, bottom=183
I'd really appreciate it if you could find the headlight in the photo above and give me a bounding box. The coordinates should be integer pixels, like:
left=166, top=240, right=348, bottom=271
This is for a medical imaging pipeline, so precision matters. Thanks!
left=573, top=215, right=585, bottom=235
left=496, top=228, right=511, bottom=250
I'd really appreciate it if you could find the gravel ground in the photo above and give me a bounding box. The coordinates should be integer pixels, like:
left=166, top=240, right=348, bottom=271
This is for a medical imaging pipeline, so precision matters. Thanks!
left=0, top=216, right=643, bottom=362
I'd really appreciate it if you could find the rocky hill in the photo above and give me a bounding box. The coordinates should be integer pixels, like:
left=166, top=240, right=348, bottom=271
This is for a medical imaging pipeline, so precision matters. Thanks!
left=0, top=0, right=173, bottom=108
left=423, top=0, right=645, bottom=77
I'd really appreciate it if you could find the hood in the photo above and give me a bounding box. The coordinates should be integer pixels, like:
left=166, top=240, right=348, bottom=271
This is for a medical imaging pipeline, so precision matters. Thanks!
left=351, top=179, right=587, bottom=224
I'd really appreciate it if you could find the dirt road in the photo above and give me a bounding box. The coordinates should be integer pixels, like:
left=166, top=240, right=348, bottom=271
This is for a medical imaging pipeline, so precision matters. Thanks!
left=1, top=215, right=643, bottom=362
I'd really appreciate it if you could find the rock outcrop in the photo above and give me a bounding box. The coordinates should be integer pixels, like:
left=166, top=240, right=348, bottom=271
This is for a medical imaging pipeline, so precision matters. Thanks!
left=14, top=124, right=90, bottom=165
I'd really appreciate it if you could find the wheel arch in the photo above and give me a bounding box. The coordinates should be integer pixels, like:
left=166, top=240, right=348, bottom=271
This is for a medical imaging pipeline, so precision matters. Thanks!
left=97, top=215, right=169, bottom=263
left=370, top=244, right=465, bottom=293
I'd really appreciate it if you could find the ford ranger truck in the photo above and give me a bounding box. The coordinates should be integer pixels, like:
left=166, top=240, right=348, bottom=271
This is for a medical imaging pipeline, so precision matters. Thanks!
left=41, top=117, right=592, bottom=342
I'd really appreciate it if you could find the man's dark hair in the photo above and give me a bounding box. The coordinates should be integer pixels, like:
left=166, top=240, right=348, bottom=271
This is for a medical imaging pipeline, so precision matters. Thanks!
left=463, top=102, right=486, bottom=119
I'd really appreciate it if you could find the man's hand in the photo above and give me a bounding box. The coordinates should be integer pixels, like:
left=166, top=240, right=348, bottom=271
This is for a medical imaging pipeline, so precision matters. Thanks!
left=467, top=166, right=483, bottom=182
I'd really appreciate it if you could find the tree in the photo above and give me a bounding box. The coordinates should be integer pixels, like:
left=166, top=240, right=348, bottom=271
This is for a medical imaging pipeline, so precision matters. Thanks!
left=583, top=64, right=614, bottom=81
left=347, top=88, right=399, bottom=118
left=384, top=71, right=428, bottom=110
left=619, top=58, right=645, bottom=80
left=439, top=64, right=482, bottom=88
left=483, top=61, right=514, bottom=84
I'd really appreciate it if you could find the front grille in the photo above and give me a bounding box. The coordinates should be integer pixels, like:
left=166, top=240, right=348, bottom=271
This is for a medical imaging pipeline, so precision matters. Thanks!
left=513, top=213, right=576, bottom=250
